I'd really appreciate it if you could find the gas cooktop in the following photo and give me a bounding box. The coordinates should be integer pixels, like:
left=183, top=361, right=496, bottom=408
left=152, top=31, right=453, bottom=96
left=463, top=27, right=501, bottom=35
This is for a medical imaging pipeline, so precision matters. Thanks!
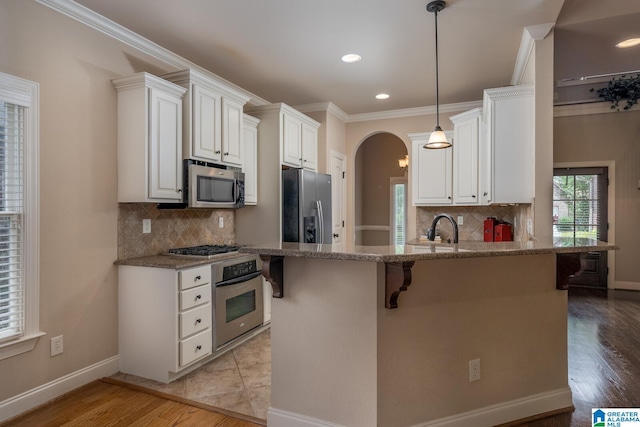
left=166, top=244, right=241, bottom=258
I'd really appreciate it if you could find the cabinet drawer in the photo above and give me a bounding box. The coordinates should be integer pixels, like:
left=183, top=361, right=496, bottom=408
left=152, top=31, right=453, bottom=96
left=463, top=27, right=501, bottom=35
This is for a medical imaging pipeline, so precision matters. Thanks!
left=180, top=284, right=211, bottom=311
left=179, top=329, right=212, bottom=367
left=180, top=304, right=211, bottom=338
left=179, top=265, right=211, bottom=290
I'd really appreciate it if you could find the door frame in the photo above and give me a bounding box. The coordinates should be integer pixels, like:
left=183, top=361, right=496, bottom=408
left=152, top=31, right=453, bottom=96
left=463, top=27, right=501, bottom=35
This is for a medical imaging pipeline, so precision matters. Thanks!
left=330, top=149, right=346, bottom=244
left=554, top=160, right=616, bottom=289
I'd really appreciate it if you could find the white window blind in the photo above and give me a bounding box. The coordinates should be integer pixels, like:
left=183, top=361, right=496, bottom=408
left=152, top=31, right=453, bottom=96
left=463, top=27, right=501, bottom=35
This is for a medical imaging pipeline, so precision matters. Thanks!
left=0, top=101, right=25, bottom=343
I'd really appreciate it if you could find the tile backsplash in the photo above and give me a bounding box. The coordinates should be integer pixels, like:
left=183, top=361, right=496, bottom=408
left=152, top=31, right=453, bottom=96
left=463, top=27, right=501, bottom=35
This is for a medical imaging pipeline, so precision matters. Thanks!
left=118, top=203, right=236, bottom=259
left=417, top=205, right=531, bottom=242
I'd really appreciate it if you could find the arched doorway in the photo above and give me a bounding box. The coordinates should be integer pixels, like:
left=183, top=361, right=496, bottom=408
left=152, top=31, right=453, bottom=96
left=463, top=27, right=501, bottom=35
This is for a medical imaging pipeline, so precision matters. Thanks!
left=354, top=132, right=408, bottom=245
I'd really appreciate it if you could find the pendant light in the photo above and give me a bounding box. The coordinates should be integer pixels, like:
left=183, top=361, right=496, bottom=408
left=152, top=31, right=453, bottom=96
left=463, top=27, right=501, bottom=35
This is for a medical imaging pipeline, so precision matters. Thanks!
left=424, top=0, right=451, bottom=149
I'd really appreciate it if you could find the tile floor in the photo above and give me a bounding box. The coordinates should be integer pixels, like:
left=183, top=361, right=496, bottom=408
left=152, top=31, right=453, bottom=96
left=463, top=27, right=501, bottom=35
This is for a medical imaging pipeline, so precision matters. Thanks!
left=110, top=328, right=271, bottom=420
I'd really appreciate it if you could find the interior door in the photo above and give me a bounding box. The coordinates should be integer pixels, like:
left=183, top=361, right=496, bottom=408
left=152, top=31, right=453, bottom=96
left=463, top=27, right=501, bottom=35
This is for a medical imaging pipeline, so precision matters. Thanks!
left=553, top=167, right=608, bottom=287
left=330, top=150, right=346, bottom=244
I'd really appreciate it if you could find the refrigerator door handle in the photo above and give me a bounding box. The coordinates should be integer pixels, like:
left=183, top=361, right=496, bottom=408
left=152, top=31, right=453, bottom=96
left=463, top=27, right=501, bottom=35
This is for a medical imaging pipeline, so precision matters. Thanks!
left=317, top=200, right=324, bottom=244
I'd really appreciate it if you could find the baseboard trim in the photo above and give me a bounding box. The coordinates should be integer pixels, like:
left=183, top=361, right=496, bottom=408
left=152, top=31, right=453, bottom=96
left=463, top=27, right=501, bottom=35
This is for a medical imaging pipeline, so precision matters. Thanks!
left=267, top=387, right=572, bottom=427
left=614, top=281, right=640, bottom=291
left=268, top=408, right=346, bottom=427
left=0, top=355, right=119, bottom=422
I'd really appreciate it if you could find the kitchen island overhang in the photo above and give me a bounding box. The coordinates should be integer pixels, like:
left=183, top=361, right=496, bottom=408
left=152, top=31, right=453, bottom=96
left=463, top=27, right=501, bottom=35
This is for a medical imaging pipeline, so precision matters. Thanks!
left=240, top=239, right=616, bottom=427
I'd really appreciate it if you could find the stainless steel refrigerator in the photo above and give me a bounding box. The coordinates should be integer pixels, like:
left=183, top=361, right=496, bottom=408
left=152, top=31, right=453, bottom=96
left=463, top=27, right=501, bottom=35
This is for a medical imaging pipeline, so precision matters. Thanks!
left=282, top=168, right=332, bottom=244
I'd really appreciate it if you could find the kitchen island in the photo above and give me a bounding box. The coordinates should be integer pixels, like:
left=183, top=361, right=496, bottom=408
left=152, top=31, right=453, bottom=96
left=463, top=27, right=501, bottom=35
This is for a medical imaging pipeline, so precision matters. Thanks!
left=240, top=238, right=616, bottom=427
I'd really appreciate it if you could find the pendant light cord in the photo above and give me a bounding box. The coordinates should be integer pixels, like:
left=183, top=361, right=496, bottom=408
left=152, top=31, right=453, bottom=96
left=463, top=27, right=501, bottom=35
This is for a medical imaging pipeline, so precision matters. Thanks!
left=434, top=8, right=440, bottom=128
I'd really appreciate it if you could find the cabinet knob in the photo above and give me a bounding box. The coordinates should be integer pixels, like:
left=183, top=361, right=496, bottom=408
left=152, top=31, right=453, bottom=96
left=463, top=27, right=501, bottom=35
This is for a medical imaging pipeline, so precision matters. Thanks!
left=177, top=189, right=182, bottom=193
left=196, top=318, right=201, bottom=324
left=215, top=150, right=221, bottom=154
left=333, top=233, right=340, bottom=238
left=472, top=195, right=476, bottom=198
left=303, top=159, right=307, bottom=163
left=196, top=345, right=202, bottom=351
left=195, top=295, right=201, bottom=300
left=483, top=192, right=488, bottom=196
left=448, top=196, right=452, bottom=200
left=224, top=152, right=229, bottom=156
left=194, top=275, right=201, bottom=281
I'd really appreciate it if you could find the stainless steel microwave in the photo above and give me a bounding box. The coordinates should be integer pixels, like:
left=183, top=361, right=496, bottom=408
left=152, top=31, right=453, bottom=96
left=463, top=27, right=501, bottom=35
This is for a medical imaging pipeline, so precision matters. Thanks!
left=186, top=162, right=245, bottom=209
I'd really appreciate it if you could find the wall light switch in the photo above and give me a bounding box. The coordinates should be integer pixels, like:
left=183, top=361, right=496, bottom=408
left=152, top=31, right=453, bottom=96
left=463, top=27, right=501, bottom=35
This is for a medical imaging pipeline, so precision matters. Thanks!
left=142, top=219, right=151, bottom=234
left=218, top=217, right=224, bottom=228
left=457, top=216, right=464, bottom=225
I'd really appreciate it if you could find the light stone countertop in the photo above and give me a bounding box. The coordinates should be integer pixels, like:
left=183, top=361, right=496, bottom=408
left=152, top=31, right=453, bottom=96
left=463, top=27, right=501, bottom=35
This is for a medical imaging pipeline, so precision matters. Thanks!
left=114, top=251, right=248, bottom=269
left=239, top=237, right=618, bottom=263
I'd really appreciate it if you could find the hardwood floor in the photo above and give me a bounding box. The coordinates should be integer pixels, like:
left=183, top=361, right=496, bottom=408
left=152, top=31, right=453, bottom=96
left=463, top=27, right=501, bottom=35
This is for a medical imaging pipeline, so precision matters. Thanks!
left=0, top=379, right=263, bottom=427
left=2, top=288, right=639, bottom=427
left=520, top=288, right=640, bottom=427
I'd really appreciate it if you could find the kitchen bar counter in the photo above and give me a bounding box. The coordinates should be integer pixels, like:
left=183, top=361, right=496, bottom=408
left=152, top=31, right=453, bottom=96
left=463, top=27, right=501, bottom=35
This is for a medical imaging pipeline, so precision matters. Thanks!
left=239, top=237, right=616, bottom=262
left=241, top=238, right=617, bottom=427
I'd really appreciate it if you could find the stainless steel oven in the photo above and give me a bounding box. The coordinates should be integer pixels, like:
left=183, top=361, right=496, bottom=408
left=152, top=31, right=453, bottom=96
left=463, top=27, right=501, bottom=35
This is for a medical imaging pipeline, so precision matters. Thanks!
left=213, top=254, right=264, bottom=348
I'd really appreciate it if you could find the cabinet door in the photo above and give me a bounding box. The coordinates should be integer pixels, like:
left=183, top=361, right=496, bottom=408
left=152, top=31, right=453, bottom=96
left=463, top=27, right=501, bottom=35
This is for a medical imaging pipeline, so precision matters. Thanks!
left=149, top=87, right=183, bottom=200
left=222, top=97, right=244, bottom=166
left=411, top=132, right=453, bottom=205
left=484, top=86, right=534, bottom=204
left=243, top=120, right=258, bottom=205
left=282, top=113, right=303, bottom=167
left=453, top=117, right=479, bottom=205
left=192, top=84, right=222, bottom=161
left=301, top=122, right=317, bottom=171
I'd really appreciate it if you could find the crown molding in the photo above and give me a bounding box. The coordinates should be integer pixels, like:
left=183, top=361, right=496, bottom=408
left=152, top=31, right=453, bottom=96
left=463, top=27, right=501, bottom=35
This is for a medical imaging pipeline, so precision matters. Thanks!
left=346, top=100, right=483, bottom=123
left=35, top=0, right=270, bottom=107
left=511, top=23, right=554, bottom=86
left=294, top=102, right=350, bottom=122
left=554, top=101, right=640, bottom=117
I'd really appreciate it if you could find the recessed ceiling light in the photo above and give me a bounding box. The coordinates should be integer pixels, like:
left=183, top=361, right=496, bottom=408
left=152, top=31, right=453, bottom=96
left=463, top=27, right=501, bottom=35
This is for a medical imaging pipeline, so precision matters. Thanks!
left=376, top=93, right=390, bottom=100
left=341, top=53, right=362, bottom=63
left=615, top=38, right=640, bottom=48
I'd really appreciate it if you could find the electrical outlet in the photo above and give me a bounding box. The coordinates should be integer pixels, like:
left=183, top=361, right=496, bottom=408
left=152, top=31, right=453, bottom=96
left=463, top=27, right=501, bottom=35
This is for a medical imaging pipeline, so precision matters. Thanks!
left=469, top=358, right=481, bottom=382
left=218, top=217, right=224, bottom=228
left=142, top=219, right=151, bottom=234
left=51, top=335, right=63, bottom=357
left=457, top=216, right=464, bottom=226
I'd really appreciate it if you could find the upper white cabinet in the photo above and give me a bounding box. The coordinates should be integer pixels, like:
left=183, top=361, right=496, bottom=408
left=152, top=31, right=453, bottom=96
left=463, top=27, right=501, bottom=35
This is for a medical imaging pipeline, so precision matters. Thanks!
left=410, top=131, right=453, bottom=206
left=162, top=69, right=250, bottom=167
left=112, top=72, right=187, bottom=203
left=482, top=85, right=534, bottom=204
left=245, top=103, right=320, bottom=172
left=450, top=108, right=481, bottom=205
left=243, top=114, right=260, bottom=205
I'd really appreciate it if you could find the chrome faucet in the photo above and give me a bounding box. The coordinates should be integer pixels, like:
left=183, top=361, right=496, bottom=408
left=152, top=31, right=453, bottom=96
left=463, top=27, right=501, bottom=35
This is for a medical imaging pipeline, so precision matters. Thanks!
left=426, top=214, right=459, bottom=243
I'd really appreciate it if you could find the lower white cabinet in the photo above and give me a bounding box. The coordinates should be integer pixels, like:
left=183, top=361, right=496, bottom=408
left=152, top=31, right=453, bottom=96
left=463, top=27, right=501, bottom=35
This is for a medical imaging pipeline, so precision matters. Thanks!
left=243, top=114, right=260, bottom=205
left=119, top=264, right=212, bottom=383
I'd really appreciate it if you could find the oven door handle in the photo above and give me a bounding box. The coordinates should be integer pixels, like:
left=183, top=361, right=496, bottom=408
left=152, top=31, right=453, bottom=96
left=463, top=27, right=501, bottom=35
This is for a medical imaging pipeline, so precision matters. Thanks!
left=216, top=271, right=262, bottom=287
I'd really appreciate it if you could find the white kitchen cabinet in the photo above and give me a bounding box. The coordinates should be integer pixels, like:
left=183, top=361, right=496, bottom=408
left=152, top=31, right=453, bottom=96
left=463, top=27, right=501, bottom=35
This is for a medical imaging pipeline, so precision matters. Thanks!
left=279, top=106, right=319, bottom=171
left=450, top=108, right=481, bottom=205
left=243, top=114, right=260, bottom=205
left=118, top=264, right=213, bottom=383
left=162, top=69, right=250, bottom=166
left=410, top=131, right=454, bottom=206
left=482, top=85, right=534, bottom=204
left=112, top=72, right=187, bottom=203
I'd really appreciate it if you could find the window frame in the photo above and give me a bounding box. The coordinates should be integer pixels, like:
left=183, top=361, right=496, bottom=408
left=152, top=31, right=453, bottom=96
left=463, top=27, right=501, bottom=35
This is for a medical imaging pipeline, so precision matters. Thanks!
left=389, top=177, right=407, bottom=246
left=0, top=72, right=42, bottom=360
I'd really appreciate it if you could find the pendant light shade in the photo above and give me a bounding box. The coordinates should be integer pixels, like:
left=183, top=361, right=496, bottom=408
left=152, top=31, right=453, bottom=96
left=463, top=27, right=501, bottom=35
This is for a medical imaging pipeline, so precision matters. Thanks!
left=424, top=0, right=451, bottom=149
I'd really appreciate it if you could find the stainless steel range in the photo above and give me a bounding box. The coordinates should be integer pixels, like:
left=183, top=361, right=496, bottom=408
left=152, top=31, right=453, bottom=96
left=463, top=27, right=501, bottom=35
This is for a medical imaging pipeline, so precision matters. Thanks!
left=166, top=244, right=264, bottom=350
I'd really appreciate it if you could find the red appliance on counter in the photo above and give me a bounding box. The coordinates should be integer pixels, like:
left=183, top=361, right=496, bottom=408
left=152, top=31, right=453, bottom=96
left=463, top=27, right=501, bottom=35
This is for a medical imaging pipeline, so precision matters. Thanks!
left=494, top=223, right=513, bottom=242
left=484, top=217, right=498, bottom=242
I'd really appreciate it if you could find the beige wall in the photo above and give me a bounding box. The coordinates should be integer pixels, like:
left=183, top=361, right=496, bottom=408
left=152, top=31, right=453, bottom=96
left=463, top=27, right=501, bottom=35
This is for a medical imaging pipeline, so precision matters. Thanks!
left=0, top=0, right=181, bottom=402
left=555, top=109, right=640, bottom=285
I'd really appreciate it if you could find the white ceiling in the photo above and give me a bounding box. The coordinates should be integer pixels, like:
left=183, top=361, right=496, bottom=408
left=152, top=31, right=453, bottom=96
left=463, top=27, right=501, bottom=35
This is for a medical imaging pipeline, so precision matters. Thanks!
left=73, top=0, right=640, bottom=114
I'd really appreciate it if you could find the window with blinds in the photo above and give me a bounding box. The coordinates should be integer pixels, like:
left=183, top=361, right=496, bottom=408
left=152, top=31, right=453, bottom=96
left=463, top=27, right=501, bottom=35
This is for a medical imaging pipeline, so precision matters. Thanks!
left=391, top=180, right=406, bottom=245
left=0, top=101, right=25, bottom=343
